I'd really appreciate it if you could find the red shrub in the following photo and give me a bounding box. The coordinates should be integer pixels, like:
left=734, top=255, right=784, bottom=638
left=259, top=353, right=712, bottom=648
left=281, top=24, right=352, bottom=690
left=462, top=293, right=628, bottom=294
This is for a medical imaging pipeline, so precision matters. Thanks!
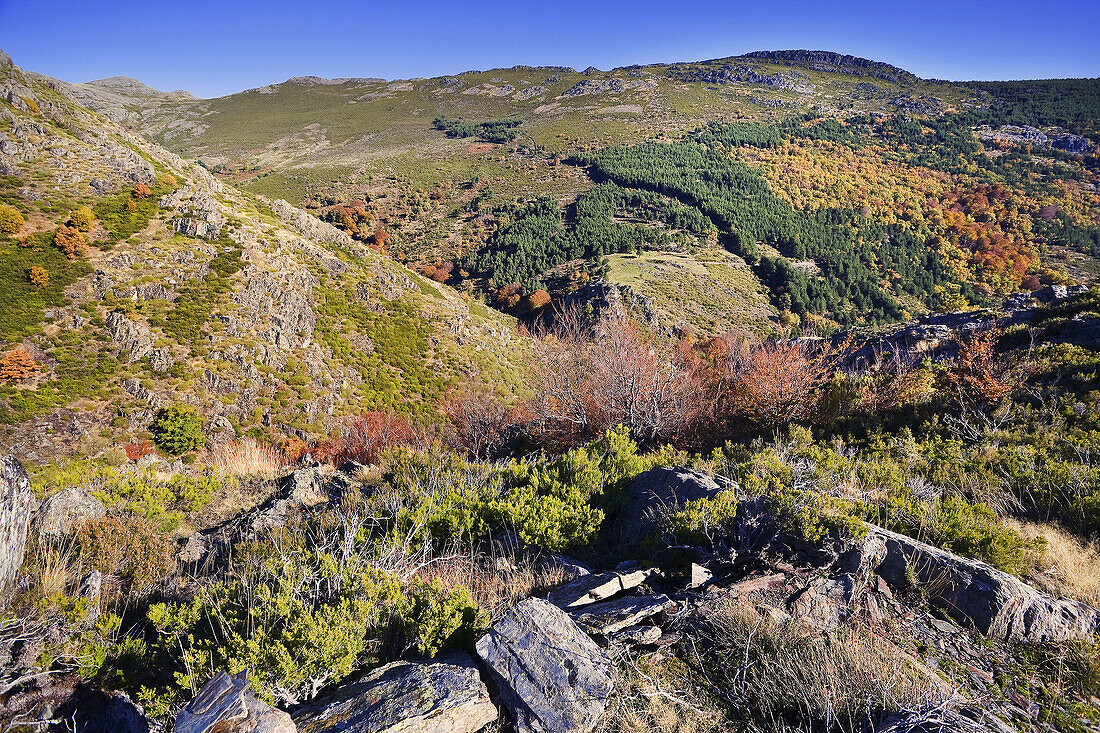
left=124, top=441, right=155, bottom=462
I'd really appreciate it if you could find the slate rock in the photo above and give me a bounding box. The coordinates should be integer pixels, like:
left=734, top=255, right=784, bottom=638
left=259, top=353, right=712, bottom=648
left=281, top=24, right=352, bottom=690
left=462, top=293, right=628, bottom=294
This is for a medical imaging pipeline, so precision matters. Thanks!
left=36, top=486, right=105, bottom=539
left=548, top=567, right=662, bottom=609
left=0, top=455, right=35, bottom=591
left=476, top=597, right=614, bottom=733
left=293, top=654, right=496, bottom=733
left=174, top=670, right=294, bottom=733
left=613, top=467, right=730, bottom=546
left=569, top=594, right=675, bottom=636
left=872, top=524, right=1100, bottom=642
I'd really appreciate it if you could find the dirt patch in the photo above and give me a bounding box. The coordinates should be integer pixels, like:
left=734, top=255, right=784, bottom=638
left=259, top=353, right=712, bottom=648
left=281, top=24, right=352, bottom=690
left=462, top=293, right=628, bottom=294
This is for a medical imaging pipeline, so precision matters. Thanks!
left=467, top=143, right=495, bottom=154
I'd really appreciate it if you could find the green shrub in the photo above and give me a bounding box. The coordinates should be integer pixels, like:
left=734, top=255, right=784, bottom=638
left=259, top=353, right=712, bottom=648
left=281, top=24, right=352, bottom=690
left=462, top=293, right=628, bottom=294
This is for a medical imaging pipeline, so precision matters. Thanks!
left=151, top=404, right=205, bottom=455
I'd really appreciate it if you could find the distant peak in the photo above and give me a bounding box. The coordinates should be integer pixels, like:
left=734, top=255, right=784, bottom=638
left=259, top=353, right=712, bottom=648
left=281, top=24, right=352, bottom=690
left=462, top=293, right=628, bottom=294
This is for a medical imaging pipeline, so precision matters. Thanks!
left=86, top=75, right=197, bottom=99
left=737, top=50, right=918, bottom=85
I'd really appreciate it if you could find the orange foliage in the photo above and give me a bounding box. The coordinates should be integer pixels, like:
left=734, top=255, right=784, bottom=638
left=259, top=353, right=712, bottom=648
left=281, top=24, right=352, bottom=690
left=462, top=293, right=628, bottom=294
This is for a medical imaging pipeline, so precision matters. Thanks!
left=132, top=183, right=152, bottom=199
left=53, top=226, right=86, bottom=260
left=124, top=441, right=155, bottom=462
left=0, top=347, right=37, bottom=383
left=28, top=266, right=48, bottom=288
left=731, top=335, right=850, bottom=428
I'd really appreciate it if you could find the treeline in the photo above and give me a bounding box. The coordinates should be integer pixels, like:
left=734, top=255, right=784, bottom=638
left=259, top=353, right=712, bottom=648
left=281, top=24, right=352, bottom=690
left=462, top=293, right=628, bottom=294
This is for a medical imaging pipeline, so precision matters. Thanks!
left=970, top=78, right=1100, bottom=138
left=463, top=183, right=715, bottom=292
left=433, top=116, right=522, bottom=143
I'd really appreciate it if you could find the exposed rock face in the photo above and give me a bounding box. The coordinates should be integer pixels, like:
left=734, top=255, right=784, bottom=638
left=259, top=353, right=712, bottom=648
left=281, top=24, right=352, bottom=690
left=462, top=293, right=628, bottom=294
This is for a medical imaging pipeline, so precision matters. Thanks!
left=613, top=467, right=729, bottom=546
left=106, top=311, right=155, bottom=362
left=293, top=654, right=497, bottom=733
left=871, top=525, right=1100, bottom=642
left=476, top=598, right=614, bottom=733
left=741, top=50, right=918, bottom=85
left=174, top=670, right=295, bottom=733
left=36, top=486, right=105, bottom=539
left=0, top=455, right=35, bottom=591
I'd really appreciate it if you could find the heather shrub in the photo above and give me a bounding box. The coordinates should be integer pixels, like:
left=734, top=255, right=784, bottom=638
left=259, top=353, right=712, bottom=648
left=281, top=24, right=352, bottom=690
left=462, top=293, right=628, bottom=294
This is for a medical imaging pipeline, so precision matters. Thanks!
left=75, top=515, right=175, bottom=589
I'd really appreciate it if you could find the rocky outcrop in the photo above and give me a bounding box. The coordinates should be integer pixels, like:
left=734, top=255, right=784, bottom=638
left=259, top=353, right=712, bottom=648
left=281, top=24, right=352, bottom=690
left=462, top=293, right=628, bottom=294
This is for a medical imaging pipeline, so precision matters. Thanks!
left=106, top=311, right=155, bottom=362
left=740, top=50, right=918, bottom=85
left=36, top=486, right=105, bottom=539
left=870, top=525, right=1100, bottom=643
left=476, top=598, right=614, bottom=733
left=174, top=670, right=295, bottom=733
left=293, top=654, right=497, bottom=733
left=0, top=455, right=35, bottom=592
left=612, top=467, right=730, bottom=546
left=569, top=593, right=676, bottom=636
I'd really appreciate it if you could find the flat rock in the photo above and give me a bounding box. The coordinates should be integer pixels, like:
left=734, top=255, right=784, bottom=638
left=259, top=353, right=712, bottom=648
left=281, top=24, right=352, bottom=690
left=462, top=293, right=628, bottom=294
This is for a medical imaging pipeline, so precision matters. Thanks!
left=476, top=597, right=614, bottom=733
left=569, top=594, right=675, bottom=635
left=294, top=654, right=496, bottom=733
left=174, top=670, right=295, bottom=733
left=548, top=567, right=661, bottom=609
left=608, top=624, right=662, bottom=646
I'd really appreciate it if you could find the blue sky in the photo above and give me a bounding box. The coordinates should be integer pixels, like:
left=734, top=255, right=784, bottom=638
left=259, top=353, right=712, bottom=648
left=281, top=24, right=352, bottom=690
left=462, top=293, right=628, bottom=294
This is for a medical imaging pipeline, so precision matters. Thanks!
left=1, top=0, right=1097, bottom=98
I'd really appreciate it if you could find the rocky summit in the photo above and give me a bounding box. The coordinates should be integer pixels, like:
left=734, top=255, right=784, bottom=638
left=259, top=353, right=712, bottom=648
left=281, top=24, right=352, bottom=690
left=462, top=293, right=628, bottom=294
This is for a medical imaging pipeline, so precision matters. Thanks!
left=0, top=18, right=1099, bottom=733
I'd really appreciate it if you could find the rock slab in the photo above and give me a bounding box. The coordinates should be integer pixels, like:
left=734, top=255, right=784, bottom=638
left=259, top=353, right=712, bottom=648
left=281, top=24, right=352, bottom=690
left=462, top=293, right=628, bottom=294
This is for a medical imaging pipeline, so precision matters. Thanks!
left=293, top=654, right=496, bottom=733
left=871, top=525, right=1100, bottom=643
left=174, top=670, right=295, bottom=733
left=36, top=486, right=105, bottom=539
left=476, top=597, right=614, bottom=733
left=0, top=455, right=35, bottom=591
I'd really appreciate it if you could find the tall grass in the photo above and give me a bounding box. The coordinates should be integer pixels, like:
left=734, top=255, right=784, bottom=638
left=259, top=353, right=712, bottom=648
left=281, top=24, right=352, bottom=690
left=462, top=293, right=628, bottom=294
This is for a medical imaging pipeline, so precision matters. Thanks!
left=201, top=438, right=282, bottom=479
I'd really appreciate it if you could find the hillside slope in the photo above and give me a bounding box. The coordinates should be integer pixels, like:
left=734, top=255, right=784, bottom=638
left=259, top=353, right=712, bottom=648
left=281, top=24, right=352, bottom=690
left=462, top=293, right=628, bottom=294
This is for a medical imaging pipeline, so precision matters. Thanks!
left=0, top=50, right=524, bottom=461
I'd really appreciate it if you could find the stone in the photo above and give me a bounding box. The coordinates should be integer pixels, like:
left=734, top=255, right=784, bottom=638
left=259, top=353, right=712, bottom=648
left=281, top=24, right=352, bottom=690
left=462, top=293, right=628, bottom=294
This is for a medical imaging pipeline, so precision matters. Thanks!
left=106, top=311, right=155, bottom=362
left=53, top=687, right=151, bottom=733
left=689, top=563, right=713, bottom=588
left=876, top=707, right=1012, bottom=733
left=278, top=467, right=328, bottom=507
left=476, top=597, right=614, bottom=733
left=36, top=486, right=105, bottom=539
left=548, top=567, right=662, bottom=609
left=612, top=467, right=730, bottom=546
left=569, top=594, right=675, bottom=636
left=608, top=624, right=662, bottom=646
left=0, top=454, right=35, bottom=591
left=872, top=525, right=1100, bottom=642
left=293, top=654, right=496, bottom=733
left=174, top=670, right=295, bottom=733
left=788, top=574, right=858, bottom=632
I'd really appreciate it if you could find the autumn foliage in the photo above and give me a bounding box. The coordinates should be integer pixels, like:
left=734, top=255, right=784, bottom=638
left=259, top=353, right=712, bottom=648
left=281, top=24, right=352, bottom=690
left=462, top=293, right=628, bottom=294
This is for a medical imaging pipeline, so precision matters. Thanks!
left=310, top=410, right=423, bottom=465
left=54, top=226, right=86, bottom=260
left=28, top=266, right=48, bottom=287
left=132, top=183, right=152, bottom=199
left=0, top=347, right=37, bottom=383
left=0, top=204, right=24, bottom=236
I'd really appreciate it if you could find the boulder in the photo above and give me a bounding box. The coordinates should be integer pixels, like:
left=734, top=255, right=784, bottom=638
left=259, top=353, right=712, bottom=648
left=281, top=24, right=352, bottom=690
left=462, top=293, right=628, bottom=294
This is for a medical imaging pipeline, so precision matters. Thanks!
left=569, top=594, right=675, bottom=636
left=548, top=567, right=662, bottom=609
left=876, top=707, right=1013, bottom=732
left=174, top=671, right=295, bottom=733
left=54, top=687, right=151, bottom=733
left=36, top=486, right=105, bottom=539
left=476, top=597, right=614, bottom=733
left=0, top=455, right=35, bottom=591
left=293, top=654, right=496, bottom=733
left=612, top=467, right=729, bottom=546
left=787, top=574, right=858, bottom=633
left=871, top=525, right=1100, bottom=642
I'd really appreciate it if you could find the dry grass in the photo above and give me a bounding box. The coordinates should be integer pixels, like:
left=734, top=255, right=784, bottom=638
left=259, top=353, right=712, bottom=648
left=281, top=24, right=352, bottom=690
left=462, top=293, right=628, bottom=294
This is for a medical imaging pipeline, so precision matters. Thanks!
left=35, top=547, right=75, bottom=599
left=597, top=655, right=727, bottom=733
left=1003, top=519, right=1100, bottom=604
left=410, top=546, right=567, bottom=621
left=201, top=438, right=282, bottom=479
left=692, top=596, right=952, bottom=732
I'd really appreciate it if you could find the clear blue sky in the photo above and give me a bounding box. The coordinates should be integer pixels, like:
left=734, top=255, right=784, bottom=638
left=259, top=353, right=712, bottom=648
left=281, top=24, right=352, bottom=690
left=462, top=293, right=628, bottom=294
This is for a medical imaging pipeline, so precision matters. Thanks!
left=1, top=0, right=1097, bottom=98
